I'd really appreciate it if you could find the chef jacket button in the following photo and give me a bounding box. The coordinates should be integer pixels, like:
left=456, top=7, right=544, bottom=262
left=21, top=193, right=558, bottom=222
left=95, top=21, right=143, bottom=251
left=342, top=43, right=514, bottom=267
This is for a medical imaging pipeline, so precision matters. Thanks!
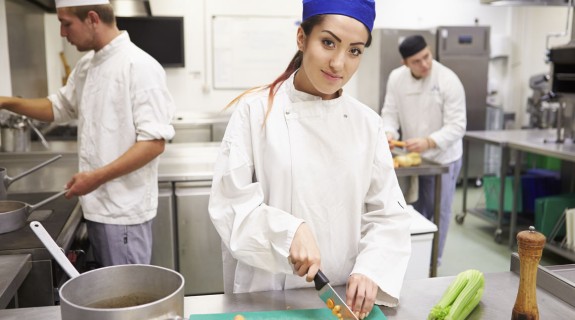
left=343, top=114, right=348, bottom=118
left=286, top=111, right=290, bottom=115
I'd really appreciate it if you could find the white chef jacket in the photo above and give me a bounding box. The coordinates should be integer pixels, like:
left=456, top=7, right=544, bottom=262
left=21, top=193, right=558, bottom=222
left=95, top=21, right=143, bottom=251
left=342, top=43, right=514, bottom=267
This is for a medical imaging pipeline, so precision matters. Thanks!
left=381, top=60, right=466, bottom=164
left=48, top=32, right=175, bottom=225
left=209, top=72, right=412, bottom=307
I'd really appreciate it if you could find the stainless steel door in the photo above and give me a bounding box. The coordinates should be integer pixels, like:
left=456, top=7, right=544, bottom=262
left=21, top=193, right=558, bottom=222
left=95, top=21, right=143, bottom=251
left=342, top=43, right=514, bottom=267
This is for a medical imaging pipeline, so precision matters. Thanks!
left=175, top=181, right=223, bottom=295
left=151, top=182, right=177, bottom=270
left=437, top=26, right=490, bottom=183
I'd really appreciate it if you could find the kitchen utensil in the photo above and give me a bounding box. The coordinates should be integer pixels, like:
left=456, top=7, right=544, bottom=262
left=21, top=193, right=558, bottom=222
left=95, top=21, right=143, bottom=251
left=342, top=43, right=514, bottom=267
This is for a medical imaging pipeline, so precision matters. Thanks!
left=314, top=270, right=359, bottom=320
left=0, top=154, right=62, bottom=200
left=512, top=226, right=546, bottom=320
left=30, top=221, right=185, bottom=320
left=26, top=118, right=50, bottom=149
left=0, top=190, right=66, bottom=234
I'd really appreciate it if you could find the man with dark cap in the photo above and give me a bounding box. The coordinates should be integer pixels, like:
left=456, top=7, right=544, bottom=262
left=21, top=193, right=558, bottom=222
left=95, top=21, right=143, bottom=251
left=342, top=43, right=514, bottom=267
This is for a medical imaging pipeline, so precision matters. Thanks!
left=381, top=34, right=466, bottom=265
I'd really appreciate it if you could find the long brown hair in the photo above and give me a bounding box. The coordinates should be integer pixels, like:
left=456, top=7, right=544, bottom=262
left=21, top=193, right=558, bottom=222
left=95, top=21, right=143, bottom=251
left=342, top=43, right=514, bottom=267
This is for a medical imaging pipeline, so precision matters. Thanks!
left=226, top=15, right=372, bottom=125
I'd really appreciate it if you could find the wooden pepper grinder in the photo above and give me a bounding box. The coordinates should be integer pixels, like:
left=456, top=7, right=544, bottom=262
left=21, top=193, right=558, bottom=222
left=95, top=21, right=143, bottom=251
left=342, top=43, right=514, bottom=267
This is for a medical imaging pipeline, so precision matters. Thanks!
left=512, top=226, right=546, bottom=320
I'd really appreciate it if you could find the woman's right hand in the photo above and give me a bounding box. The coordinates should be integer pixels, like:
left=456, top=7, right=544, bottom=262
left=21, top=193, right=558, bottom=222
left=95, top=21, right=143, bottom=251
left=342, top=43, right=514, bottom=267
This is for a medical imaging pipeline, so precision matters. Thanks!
left=289, top=222, right=321, bottom=282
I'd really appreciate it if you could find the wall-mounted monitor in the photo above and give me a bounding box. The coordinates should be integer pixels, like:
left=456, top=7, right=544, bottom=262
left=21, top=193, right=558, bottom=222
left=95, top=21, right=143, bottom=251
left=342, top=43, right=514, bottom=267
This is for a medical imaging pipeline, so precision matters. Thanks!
left=116, top=16, right=185, bottom=68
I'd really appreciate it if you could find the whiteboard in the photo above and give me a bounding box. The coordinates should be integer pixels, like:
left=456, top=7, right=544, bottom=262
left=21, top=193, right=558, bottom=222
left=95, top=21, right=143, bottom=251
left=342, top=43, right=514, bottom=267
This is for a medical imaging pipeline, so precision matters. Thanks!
left=212, top=15, right=300, bottom=90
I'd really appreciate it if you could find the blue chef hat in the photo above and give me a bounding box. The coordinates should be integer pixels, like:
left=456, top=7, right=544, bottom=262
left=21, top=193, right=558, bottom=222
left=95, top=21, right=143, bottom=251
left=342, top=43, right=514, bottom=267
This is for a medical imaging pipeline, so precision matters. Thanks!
left=302, top=0, right=376, bottom=32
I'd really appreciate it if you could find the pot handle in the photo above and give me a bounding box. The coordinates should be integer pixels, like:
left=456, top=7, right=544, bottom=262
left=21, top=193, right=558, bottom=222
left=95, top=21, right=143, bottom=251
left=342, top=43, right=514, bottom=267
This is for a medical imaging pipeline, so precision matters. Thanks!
left=30, top=220, right=80, bottom=279
left=5, top=155, right=62, bottom=187
left=27, top=190, right=68, bottom=213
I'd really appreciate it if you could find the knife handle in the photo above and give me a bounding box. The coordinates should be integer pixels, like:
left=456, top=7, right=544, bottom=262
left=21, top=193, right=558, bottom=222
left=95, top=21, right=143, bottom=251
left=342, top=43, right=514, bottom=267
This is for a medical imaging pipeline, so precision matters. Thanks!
left=314, top=270, right=330, bottom=290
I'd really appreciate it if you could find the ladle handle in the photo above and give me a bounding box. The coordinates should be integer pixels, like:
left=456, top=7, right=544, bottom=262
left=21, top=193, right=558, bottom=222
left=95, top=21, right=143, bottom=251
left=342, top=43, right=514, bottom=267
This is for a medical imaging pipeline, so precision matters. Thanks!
left=30, top=221, right=80, bottom=278
left=26, top=118, right=50, bottom=150
left=5, top=155, right=62, bottom=187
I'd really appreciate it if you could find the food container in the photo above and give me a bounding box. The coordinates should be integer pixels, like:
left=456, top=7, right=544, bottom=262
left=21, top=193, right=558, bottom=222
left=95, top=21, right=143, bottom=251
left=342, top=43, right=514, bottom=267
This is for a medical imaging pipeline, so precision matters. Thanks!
left=1, top=115, right=31, bottom=152
left=30, top=221, right=185, bottom=320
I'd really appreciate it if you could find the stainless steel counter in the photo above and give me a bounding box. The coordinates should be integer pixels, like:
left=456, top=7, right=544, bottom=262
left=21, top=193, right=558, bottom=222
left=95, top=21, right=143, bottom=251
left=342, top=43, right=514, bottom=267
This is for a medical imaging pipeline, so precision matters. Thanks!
left=158, top=142, right=220, bottom=182
left=465, top=129, right=575, bottom=162
left=0, top=254, right=31, bottom=309
left=1, top=268, right=574, bottom=319
left=1, top=142, right=221, bottom=193
left=2, top=141, right=450, bottom=186
left=459, top=129, right=575, bottom=247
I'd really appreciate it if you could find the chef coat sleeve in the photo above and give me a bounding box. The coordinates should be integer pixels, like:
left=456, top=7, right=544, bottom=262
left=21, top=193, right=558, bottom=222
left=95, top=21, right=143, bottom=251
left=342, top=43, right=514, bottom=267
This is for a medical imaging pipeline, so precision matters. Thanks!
left=428, top=71, right=466, bottom=150
left=380, top=70, right=401, bottom=140
left=209, top=101, right=304, bottom=275
left=130, top=63, right=176, bottom=141
left=47, top=66, right=80, bottom=124
left=352, top=124, right=412, bottom=307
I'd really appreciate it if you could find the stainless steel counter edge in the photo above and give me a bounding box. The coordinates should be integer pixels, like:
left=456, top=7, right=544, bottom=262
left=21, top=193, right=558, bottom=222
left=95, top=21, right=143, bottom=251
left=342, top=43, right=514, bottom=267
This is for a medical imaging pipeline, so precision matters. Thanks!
left=2, top=268, right=574, bottom=319
left=4, top=141, right=451, bottom=185
left=0, top=254, right=32, bottom=309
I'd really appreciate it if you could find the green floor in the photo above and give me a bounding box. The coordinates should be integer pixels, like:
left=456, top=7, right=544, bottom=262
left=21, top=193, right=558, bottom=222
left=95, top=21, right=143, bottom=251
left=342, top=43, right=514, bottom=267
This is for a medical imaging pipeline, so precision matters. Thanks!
left=438, top=185, right=572, bottom=277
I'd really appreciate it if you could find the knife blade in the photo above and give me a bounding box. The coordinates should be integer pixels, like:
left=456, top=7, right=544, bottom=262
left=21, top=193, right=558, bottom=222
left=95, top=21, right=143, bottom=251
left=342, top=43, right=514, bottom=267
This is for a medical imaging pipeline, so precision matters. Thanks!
left=314, top=270, right=359, bottom=320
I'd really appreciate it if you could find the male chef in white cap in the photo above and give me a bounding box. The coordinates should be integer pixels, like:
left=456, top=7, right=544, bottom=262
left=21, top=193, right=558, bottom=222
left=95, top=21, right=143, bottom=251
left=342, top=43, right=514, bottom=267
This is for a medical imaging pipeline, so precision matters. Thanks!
left=0, top=0, right=176, bottom=267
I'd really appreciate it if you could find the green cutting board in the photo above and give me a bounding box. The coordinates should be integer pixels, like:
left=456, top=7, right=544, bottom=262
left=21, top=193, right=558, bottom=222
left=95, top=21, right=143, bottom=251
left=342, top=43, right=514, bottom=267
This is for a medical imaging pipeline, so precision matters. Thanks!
left=189, top=307, right=387, bottom=319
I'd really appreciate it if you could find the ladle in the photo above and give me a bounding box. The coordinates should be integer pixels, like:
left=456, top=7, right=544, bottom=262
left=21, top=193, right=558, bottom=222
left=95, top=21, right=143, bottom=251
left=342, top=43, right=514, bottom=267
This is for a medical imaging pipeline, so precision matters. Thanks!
left=0, top=154, right=62, bottom=200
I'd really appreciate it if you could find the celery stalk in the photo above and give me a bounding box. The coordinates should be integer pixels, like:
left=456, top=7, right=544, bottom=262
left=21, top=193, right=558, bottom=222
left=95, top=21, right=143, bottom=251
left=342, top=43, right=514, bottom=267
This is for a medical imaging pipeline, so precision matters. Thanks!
left=428, top=269, right=485, bottom=320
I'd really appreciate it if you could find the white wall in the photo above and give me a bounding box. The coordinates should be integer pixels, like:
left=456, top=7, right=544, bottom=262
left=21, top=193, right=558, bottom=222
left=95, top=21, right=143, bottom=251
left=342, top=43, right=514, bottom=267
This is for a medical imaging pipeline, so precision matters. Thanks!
left=150, top=0, right=301, bottom=116
left=509, top=6, right=572, bottom=127
left=154, top=0, right=515, bottom=115
left=45, top=14, right=64, bottom=94
left=8, top=0, right=575, bottom=125
left=376, top=0, right=511, bottom=31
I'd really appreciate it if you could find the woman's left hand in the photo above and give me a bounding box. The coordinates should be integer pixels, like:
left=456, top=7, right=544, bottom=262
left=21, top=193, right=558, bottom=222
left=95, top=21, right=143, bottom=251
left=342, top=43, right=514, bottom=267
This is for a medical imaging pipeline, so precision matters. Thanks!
left=346, top=273, right=378, bottom=320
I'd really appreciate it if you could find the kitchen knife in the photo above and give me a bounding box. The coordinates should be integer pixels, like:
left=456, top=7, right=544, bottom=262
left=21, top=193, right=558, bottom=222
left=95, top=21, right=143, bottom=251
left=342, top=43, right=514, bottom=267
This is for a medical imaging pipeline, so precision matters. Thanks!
left=314, top=270, right=359, bottom=320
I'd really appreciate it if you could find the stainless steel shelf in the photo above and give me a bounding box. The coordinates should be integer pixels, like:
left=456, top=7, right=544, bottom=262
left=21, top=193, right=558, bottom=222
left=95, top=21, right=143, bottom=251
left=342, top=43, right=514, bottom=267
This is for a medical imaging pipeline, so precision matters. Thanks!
left=545, top=242, right=575, bottom=262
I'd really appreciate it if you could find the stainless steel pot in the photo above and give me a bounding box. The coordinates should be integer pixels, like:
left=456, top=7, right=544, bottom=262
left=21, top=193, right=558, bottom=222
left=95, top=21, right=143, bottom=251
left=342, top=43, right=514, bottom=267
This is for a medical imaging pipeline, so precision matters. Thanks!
left=0, top=154, right=62, bottom=200
left=30, top=221, right=185, bottom=320
left=0, top=190, right=67, bottom=234
left=1, top=115, right=50, bottom=151
left=1, top=126, right=30, bottom=152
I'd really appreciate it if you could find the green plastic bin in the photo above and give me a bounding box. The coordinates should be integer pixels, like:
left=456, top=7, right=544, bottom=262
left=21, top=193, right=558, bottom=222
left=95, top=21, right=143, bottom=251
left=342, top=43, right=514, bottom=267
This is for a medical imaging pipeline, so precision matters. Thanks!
left=483, top=176, right=522, bottom=213
left=525, top=153, right=561, bottom=171
left=534, top=194, right=575, bottom=240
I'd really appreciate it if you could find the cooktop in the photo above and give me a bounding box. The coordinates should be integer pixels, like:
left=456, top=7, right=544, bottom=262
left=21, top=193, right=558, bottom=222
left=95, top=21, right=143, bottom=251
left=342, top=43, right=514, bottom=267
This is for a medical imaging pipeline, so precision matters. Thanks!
left=0, top=192, right=80, bottom=255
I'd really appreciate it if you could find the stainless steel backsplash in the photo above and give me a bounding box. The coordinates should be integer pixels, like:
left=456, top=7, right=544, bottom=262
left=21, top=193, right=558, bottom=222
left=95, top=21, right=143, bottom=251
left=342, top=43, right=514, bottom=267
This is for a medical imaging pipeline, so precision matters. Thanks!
left=6, top=0, right=48, bottom=99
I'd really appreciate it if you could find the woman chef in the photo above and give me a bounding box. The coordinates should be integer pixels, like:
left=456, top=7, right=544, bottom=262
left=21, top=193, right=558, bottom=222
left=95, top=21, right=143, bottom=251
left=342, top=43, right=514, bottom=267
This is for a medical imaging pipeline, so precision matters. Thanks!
left=208, top=1, right=411, bottom=318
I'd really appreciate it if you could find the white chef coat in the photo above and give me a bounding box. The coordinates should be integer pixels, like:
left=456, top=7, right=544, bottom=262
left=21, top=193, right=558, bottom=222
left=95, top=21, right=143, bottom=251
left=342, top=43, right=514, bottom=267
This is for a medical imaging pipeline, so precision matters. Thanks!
left=381, top=60, right=466, bottom=164
left=48, top=32, right=175, bottom=225
left=209, top=72, right=412, bottom=307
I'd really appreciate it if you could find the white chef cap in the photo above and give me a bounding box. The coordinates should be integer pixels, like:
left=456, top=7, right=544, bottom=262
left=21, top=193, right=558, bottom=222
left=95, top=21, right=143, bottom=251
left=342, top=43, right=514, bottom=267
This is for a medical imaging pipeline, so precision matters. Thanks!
left=55, top=0, right=110, bottom=8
